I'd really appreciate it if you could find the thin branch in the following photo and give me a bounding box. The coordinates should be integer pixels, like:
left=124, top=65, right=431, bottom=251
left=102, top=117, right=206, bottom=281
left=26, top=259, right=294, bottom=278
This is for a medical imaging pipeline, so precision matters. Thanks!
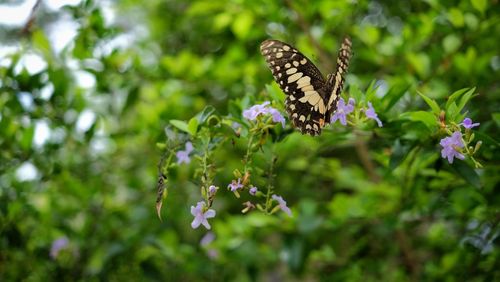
left=354, top=130, right=381, bottom=183
left=395, top=229, right=419, bottom=280
left=21, top=0, right=43, bottom=35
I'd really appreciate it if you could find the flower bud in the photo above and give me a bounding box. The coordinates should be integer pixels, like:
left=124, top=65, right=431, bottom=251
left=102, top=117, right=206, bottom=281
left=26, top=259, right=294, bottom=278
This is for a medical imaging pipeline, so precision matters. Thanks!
left=241, top=201, right=255, bottom=213
left=233, top=169, right=242, bottom=178
left=474, top=141, right=482, bottom=154
left=439, top=111, right=446, bottom=128
left=242, top=171, right=251, bottom=185
left=256, top=204, right=265, bottom=212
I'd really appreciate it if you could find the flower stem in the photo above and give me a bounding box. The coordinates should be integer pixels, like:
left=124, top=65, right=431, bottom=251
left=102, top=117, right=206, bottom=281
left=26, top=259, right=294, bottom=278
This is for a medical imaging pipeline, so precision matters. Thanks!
left=243, top=131, right=255, bottom=173
left=264, top=155, right=277, bottom=214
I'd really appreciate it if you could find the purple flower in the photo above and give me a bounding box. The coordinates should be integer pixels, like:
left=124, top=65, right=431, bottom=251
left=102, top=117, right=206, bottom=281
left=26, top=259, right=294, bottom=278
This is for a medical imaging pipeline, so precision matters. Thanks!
left=243, top=101, right=270, bottom=120
left=365, top=102, right=383, bottom=127
left=440, top=131, right=465, bottom=163
left=249, top=186, right=258, bottom=196
left=191, top=201, right=216, bottom=230
left=200, top=232, right=215, bottom=246
left=331, top=98, right=355, bottom=125
left=208, top=185, right=217, bottom=196
left=200, top=232, right=219, bottom=259
left=207, top=249, right=219, bottom=259
left=267, top=108, right=286, bottom=128
left=272, top=194, right=292, bottom=217
left=50, top=237, right=69, bottom=259
left=461, top=118, right=480, bottom=129
left=227, top=178, right=243, bottom=192
left=176, top=142, right=194, bottom=164
left=242, top=101, right=286, bottom=128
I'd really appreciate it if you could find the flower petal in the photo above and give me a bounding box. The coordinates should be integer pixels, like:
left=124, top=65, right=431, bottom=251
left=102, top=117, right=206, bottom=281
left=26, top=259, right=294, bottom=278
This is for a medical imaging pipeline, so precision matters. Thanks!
left=201, top=219, right=211, bottom=229
left=185, top=142, right=193, bottom=153
left=204, top=209, right=216, bottom=218
left=191, top=217, right=202, bottom=229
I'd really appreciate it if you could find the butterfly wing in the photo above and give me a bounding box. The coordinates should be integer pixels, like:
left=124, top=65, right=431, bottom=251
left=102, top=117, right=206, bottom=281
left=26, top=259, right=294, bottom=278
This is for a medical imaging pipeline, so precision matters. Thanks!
left=324, top=37, right=352, bottom=123
left=260, top=40, right=329, bottom=136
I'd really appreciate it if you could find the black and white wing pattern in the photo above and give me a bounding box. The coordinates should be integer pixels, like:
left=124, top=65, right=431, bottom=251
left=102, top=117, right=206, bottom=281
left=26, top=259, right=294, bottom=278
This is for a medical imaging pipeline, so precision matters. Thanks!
left=260, top=37, right=352, bottom=136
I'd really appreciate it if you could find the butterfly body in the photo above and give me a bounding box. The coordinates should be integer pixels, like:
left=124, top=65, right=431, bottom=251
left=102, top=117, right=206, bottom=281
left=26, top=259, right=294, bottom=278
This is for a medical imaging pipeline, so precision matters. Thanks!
left=260, top=38, right=352, bottom=136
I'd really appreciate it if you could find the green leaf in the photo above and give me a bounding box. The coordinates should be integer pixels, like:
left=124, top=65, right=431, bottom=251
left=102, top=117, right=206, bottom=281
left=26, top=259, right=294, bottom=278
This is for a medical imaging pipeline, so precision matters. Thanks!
left=228, top=100, right=244, bottom=121
left=187, top=117, right=199, bottom=136
left=382, top=83, right=409, bottom=111
left=214, top=122, right=238, bottom=137
left=406, top=52, right=430, bottom=78
left=357, top=25, right=380, bottom=46
left=471, top=0, right=487, bottom=13
left=364, top=80, right=377, bottom=102
left=400, top=111, right=437, bottom=130
left=187, top=1, right=222, bottom=15
left=417, top=91, right=441, bottom=115
left=85, top=120, right=98, bottom=141
left=196, top=106, right=216, bottom=124
left=446, top=102, right=459, bottom=122
left=474, top=131, right=500, bottom=148
left=492, top=113, right=500, bottom=128
left=445, top=88, right=469, bottom=110
left=21, top=125, right=35, bottom=151
left=32, top=30, right=51, bottom=57
left=448, top=8, right=464, bottom=27
left=214, top=13, right=232, bottom=30
left=156, top=143, right=166, bottom=150
left=348, top=84, right=363, bottom=102
left=389, top=139, right=411, bottom=170
left=169, top=120, right=189, bottom=133
left=443, top=34, right=461, bottom=54
left=464, top=13, right=479, bottom=30
left=231, top=12, right=254, bottom=39
left=457, top=88, right=476, bottom=113
left=450, top=161, right=481, bottom=189
left=266, top=83, right=285, bottom=104
left=122, top=86, right=139, bottom=114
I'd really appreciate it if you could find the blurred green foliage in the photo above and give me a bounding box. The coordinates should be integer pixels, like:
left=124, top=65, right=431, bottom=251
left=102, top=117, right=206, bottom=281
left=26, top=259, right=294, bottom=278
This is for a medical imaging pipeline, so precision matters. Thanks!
left=1, top=0, right=499, bottom=281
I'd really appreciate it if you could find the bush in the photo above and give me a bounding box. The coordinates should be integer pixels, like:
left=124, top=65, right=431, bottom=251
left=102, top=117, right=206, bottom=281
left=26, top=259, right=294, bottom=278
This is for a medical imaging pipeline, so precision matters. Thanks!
left=1, top=0, right=498, bottom=280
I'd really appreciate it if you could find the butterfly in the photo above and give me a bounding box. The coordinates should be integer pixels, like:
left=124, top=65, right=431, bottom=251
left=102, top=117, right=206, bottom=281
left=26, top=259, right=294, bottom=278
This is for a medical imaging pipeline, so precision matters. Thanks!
left=260, top=37, right=352, bottom=136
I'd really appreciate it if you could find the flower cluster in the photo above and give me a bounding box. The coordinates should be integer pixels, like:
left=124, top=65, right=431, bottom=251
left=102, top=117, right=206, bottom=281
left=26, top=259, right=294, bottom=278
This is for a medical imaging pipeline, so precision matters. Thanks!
left=190, top=181, right=271, bottom=229
left=331, top=98, right=383, bottom=127
left=439, top=117, right=481, bottom=165
left=243, top=101, right=286, bottom=128
left=182, top=100, right=292, bottom=231
left=158, top=84, right=486, bottom=236
left=172, top=99, right=385, bottom=232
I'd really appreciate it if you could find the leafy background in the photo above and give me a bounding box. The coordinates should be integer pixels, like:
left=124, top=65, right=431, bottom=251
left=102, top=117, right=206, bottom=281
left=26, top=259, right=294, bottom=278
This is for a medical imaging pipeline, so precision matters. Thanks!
left=1, top=0, right=499, bottom=281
